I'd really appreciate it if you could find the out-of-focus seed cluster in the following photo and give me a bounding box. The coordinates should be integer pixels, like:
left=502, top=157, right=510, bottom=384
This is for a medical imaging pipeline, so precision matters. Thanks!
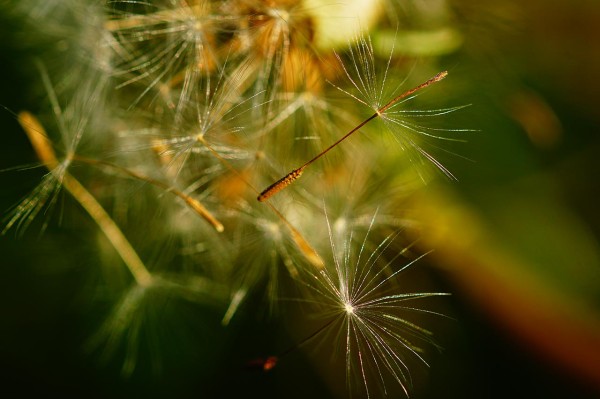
left=3, top=0, right=466, bottom=396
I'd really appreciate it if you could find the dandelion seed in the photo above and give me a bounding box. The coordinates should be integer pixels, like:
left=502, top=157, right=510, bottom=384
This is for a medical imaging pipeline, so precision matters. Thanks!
left=333, top=35, right=474, bottom=180
left=107, top=0, right=221, bottom=109
left=257, top=69, right=447, bottom=201
left=144, top=60, right=261, bottom=179
left=3, top=61, right=156, bottom=286
left=3, top=60, right=108, bottom=235
left=295, top=212, right=449, bottom=397
left=13, top=111, right=153, bottom=286
left=232, top=0, right=317, bottom=106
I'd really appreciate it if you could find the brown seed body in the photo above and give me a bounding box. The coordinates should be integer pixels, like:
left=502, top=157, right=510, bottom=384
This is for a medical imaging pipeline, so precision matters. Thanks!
left=257, top=166, right=305, bottom=202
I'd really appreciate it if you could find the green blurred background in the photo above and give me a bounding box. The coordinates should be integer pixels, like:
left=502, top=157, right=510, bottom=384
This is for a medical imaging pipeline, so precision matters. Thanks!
left=1, top=1, right=599, bottom=398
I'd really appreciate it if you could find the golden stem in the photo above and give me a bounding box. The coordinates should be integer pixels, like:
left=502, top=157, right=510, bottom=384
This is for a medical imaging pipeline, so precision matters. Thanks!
left=61, top=174, right=153, bottom=287
left=18, top=111, right=153, bottom=287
